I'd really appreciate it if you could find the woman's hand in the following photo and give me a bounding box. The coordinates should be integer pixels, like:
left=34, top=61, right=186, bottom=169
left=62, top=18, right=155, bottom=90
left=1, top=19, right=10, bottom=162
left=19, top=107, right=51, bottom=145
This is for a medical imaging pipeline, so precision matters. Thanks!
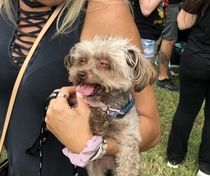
left=45, top=86, right=93, bottom=153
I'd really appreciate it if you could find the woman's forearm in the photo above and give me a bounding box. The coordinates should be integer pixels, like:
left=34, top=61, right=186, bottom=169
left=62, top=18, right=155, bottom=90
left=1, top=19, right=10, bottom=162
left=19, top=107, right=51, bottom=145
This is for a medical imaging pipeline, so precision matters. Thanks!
left=139, top=0, right=163, bottom=17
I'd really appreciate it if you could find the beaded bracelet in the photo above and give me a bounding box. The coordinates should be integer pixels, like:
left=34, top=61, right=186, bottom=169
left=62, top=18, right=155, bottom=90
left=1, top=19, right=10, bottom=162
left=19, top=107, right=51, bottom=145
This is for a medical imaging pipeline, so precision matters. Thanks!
left=89, top=139, right=108, bottom=161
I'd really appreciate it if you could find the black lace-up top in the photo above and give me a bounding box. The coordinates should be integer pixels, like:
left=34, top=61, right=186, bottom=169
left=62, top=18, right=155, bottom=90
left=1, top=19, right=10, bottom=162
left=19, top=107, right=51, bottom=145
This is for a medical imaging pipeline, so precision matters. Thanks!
left=0, top=0, right=86, bottom=175
left=11, top=4, right=52, bottom=67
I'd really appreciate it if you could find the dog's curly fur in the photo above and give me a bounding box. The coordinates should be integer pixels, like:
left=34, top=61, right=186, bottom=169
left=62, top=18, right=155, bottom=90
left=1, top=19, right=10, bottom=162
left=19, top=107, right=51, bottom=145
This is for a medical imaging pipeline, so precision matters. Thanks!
left=64, top=35, right=157, bottom=176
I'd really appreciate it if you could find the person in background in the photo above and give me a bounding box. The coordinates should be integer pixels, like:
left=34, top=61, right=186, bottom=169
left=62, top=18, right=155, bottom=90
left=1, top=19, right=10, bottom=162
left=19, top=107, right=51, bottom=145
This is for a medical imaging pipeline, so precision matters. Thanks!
left=155, top=0, right=182, bottom=92
left=166, top=0, right=210, bottom=175
left=130, top=0, right=166, bottom=64
left=0, top=0, right=161, bottom=175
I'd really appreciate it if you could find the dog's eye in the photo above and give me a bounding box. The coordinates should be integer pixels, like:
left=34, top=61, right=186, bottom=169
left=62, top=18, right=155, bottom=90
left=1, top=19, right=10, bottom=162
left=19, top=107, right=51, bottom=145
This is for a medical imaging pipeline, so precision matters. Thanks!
left=98, top=59, right=110, bottom=69
left=80, top=58, right=86, bottom=65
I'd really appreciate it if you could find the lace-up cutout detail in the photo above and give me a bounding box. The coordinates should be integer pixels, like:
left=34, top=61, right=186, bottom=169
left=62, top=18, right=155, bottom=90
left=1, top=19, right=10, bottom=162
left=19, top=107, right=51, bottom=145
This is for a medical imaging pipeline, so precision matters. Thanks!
left=10, top=7, right=52, bottom=68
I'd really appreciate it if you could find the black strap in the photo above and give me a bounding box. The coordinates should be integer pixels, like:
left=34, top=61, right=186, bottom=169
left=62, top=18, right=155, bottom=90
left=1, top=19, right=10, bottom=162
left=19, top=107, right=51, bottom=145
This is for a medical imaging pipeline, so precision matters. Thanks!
left=25, top=92, right=57, bottom=176
left=25, top=92, right=58, bottom=155
left=22, top=0, right=45, bottom=8
left=25, top=91, right=78, bottom=176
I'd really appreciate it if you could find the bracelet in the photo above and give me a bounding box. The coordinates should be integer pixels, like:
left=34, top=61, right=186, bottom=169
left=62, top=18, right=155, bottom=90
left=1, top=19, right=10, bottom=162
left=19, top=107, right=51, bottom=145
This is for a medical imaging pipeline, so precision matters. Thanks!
left=89, top=139, right=108, bottom=161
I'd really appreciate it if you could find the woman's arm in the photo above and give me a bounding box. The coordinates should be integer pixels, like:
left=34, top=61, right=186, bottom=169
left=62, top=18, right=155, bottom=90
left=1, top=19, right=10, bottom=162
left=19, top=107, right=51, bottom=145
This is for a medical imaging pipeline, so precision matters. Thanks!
left=132, top=85, right=161, bottom=151
left=81, top=0, right=161, bottom=153
left=81, top=0, right=143, bottom=49
left=139, top=0, right=163, bottom=17
left=177, top=9, right=197, bottom=30
left=46, top=0, right=161, bottom=155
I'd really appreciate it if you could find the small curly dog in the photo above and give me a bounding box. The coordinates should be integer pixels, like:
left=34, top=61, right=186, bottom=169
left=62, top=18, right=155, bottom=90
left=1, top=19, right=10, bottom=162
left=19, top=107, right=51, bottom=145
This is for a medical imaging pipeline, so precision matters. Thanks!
left=64, top=35, right=157, bottom=176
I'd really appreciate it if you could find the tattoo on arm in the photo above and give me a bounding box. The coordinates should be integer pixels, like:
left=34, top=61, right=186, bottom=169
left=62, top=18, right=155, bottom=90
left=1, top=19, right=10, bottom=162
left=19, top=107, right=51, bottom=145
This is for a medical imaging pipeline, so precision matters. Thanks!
left=158, top=50, right=169, bottom=68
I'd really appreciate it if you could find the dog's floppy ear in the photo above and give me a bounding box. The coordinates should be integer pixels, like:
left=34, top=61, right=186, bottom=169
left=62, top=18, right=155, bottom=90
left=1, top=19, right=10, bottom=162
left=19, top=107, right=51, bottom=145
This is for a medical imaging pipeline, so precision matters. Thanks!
left=126, top=48, right=157, bottom=92
left=64, top=46, right=76, bottom=70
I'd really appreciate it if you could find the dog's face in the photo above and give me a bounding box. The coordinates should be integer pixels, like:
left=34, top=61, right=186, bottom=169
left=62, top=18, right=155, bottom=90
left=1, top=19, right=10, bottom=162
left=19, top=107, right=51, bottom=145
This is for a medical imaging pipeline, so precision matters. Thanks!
left=64, top=35, right=157, bottom=101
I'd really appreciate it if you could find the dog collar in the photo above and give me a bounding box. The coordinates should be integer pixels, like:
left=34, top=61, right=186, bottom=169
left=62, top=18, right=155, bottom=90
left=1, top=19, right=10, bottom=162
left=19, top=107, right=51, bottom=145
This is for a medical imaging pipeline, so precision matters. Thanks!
left=106, top=94, right=135, bottom=118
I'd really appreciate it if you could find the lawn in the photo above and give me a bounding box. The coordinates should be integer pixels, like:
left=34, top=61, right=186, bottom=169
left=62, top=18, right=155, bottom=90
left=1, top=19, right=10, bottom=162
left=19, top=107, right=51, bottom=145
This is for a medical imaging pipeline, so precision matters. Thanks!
left=140, top=66, right=204, bottom=176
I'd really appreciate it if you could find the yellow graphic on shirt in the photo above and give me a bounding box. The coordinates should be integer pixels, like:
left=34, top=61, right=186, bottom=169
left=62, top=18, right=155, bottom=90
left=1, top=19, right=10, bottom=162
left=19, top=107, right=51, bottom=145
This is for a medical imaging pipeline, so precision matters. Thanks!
left=157, top=2, right=164, bottom=19
left=154, top=2, right=166, bottom=26
left=157, top=7, right=164, bottom=18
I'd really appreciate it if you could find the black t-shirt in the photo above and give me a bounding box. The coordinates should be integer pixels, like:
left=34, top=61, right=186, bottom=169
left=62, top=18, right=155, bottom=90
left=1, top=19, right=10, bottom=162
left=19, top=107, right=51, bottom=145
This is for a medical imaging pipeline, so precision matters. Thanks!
left=181, top=1, right=210, bottom=70
left=131, top=0, right=166, bottom=40
left=169, top=0, right=182, bottom=5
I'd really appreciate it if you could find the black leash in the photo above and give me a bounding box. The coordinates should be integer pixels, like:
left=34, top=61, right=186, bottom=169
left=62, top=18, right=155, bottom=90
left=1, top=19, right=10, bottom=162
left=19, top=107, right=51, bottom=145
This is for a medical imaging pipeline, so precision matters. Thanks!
left=25, top=92, right=78, bottom=176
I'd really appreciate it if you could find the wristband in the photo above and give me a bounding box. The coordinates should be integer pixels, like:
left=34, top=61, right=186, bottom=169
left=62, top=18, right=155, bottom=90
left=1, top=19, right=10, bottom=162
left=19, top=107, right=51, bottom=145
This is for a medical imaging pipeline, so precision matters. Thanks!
left=62, top=135, right=102, bottom=167
left=89, top=139, right=108, bottom=161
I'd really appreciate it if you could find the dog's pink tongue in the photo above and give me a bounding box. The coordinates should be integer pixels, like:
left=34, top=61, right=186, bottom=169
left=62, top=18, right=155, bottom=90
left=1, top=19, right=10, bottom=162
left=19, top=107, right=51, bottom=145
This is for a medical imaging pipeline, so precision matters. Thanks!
left=76, top=85, right=94, bottom=96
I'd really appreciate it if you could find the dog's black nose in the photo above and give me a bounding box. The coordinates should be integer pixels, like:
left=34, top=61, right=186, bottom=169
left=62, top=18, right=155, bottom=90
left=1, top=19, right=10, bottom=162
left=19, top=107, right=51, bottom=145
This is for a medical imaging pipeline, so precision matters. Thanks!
left=77, top=71, right=87, bottom=79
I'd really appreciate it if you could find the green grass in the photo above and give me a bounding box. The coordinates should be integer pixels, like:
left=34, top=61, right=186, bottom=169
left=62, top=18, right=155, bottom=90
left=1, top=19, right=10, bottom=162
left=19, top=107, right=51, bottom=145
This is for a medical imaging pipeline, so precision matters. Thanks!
left=140, top=65, right=204, bottom=176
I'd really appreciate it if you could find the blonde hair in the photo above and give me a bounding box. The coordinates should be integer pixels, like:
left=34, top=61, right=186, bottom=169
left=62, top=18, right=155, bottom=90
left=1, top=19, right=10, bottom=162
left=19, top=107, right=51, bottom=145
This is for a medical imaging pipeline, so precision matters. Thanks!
left=0, top=0, right=131, bottom=35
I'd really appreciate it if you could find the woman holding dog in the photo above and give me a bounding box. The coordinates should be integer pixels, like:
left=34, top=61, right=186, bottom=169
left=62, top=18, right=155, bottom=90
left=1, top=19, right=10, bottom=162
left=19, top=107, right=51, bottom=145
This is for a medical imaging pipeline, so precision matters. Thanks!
left=0, top=0, right=161, bottom=175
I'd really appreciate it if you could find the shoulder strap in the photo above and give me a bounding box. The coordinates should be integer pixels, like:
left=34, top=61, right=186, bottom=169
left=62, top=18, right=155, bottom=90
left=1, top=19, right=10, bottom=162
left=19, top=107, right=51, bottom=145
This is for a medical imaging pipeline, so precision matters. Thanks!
left=0, top=2, right=65, bottom=154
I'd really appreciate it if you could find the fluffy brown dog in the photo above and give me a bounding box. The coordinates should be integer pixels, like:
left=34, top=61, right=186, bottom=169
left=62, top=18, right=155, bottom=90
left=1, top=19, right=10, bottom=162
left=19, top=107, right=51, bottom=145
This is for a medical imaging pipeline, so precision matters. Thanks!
left=64, top=35, right=157, bottom=176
